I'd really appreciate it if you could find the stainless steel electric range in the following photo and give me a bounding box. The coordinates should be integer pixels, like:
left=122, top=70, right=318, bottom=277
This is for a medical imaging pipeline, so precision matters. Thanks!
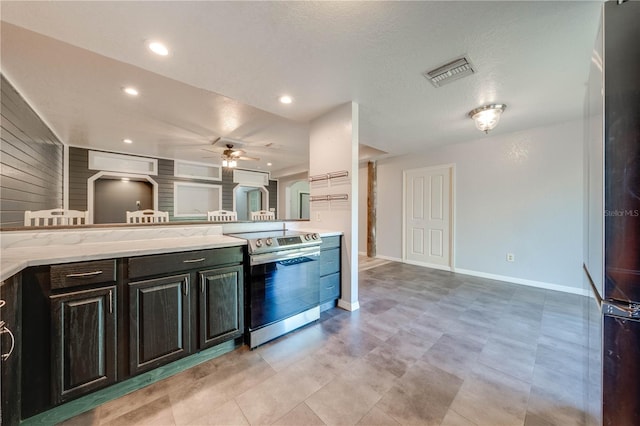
left=227, top=230, right=322, bottom=348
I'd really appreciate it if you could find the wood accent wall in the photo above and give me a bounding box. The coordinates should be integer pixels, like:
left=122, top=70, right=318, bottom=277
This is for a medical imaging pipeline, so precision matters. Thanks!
left=68, top=147, right=277, bottom=222
left=0, top=75, right=64, bottom=228
left=68, top=147, right=92, bottom=211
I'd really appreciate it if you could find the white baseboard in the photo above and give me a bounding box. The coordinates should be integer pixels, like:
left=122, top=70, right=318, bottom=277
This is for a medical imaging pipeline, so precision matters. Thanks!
left=454, top=268, right=590, bottom=297
left=404, top=259, right=452, bottom=272
left=375, top=254, right=402, bottom=262
left=338, top=299, right=360, bottom=312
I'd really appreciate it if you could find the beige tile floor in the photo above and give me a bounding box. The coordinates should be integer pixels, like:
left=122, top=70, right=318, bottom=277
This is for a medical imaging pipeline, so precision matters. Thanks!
left=60, top=261, right=593, bottom=426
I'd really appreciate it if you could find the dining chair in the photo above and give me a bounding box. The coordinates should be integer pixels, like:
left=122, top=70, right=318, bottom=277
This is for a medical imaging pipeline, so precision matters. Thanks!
left=207, top=210, right=238, bottom=222
left=24, top=209, right=89, bottom=226
left=250, top=210, right=275, bottom=220
left=125, top=209, right=169, bottom=224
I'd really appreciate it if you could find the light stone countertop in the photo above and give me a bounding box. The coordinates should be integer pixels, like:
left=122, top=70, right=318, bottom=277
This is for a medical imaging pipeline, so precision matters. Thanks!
left=0, top=234, right=245, bottom=283
left=0, top=224, right=343, bottom=283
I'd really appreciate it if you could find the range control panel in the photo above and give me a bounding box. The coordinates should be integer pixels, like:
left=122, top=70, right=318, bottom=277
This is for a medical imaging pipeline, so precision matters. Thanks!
left=247, top=233, right=320, bottom=254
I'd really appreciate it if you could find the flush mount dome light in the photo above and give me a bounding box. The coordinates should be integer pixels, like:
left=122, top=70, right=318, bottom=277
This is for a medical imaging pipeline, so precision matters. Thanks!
left=122, top=87, right=139, bottom=96
left=148, top=41, right=169, bottom=56
left=468, top=104, right=507, bottom=134
left=279, top=95, right=293, bottom=104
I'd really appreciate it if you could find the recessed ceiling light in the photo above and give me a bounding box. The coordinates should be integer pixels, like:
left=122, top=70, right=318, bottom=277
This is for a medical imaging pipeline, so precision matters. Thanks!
left=148, top=41, right=169, bottom=56
left=123, top=87, right=139, bottom=96
left=123, top=139, right=133, bottom=144
left=267, top=162, right=273, bottom=166
left=279, top=95, right=293, bottom=104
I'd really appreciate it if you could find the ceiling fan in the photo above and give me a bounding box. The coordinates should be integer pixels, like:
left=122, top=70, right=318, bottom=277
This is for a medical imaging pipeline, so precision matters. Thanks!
left=212, top=138, right=260, bottom=167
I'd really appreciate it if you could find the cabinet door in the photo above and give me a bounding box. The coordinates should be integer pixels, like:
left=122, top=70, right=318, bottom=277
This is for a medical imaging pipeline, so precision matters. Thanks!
left=1, top=274, right=22, bottom=424
left=129, top=274, right=190, bottom=375
left=50, top=286, right=117, bottom=404
left=198, top=265, right=244, bottom=349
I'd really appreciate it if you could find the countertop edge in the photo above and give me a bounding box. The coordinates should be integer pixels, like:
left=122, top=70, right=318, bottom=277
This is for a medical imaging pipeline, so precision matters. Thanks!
left=1, top=236, right=246, bottom=283
left=1, top=229, right=343, bottom=283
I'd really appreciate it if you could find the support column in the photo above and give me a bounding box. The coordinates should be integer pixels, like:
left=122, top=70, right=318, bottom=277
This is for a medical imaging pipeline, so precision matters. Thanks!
left=367, top=161, right=376, bottom=257
left=309, top=102, right=359, bottom=311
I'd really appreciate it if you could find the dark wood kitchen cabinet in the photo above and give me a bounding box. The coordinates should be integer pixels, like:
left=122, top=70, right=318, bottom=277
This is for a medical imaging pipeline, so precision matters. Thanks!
left=1, top=274, right=22, bottom=426
left=20, top=259, right=122, bottom=420
left=50, top=286, right=117, bottom=404
left=49, top=259, right=119, bottom=404
left=127, top=246, right=243, bottom=374
left=15, top=245, right=244, bottom=423
left=128, top=274, right=191, bottom=375
left=198, top=265, right=244, bottom=349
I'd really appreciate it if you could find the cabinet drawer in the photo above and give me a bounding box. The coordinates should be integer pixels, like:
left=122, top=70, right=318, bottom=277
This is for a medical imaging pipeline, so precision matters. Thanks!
left=320, top=247, right=340, bottom=276
left=128, top=246, right=243, bottom=279
left=320, top=236, right=341, bottom=250
left=51, top=259, right=117, bottom=290
left=320, top=273, right=340, bottom=302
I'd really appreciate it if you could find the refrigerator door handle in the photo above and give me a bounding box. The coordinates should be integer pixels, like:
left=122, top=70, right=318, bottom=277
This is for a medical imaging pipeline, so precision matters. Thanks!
left=603, top=299, right=640, bottom=318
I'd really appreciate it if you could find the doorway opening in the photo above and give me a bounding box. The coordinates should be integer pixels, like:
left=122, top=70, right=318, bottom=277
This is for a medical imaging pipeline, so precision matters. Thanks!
left=287, top=179, right=310, bottom=219
left=233, top=185, right=269, bottom=220
left=88, top=172, right=158, bottom=224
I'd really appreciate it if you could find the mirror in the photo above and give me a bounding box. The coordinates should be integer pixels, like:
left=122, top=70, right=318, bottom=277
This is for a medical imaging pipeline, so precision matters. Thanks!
left=0, top=23, right=312, bottom=230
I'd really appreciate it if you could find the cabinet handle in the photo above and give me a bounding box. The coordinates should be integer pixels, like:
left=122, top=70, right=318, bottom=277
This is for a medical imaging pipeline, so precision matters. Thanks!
left=0, top=321, right=15, bottom=361
left=200, top=276, right=205, bottom=294
left=66, top=270, right=103, bottom=278
left=108, top=290, right=113, bottom=314
left=183, top=278, right=189, bottom=296
left=183, top=258, right=205, bottom=264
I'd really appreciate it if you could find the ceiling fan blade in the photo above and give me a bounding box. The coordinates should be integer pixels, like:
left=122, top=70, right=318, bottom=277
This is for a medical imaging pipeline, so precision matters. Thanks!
left=238, top=155, right=260, bottom=161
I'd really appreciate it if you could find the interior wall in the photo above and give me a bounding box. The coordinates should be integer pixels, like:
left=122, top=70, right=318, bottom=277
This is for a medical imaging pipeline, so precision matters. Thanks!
left=368, top=120, right=584, bottom=292
left=0, top=75, right=64, bottom=228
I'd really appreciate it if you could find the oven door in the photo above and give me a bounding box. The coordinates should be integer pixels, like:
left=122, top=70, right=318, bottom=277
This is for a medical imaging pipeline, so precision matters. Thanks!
left=248, top=247, right=320, bottom=331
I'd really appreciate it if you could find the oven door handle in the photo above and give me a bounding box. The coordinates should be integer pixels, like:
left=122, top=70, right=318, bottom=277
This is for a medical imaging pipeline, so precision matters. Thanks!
left=250, top=246, right=321, bottom=266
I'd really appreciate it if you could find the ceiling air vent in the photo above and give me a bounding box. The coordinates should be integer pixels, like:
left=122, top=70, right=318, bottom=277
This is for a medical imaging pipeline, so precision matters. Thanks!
left=423, top=56, right=475, bottom=88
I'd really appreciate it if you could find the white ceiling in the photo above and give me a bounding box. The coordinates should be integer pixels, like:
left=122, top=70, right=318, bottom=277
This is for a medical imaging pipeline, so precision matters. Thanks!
left=1, top=1, right=601, bottom=176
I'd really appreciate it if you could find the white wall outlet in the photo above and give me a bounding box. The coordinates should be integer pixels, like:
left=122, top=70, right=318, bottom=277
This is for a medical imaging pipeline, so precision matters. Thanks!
left=506, top=253, right=515, bottom=262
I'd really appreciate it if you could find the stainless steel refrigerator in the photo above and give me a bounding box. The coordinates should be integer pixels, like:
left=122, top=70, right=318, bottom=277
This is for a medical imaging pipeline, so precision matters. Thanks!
left=584, top=1, right=640, bottom=425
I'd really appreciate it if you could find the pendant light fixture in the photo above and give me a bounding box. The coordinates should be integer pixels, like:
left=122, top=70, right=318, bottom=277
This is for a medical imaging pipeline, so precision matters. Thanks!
left=468, top=104, right=507, bottom=134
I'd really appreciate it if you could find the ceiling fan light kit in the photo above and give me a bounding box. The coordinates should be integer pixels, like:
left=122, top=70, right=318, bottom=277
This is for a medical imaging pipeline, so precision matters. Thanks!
left=468, top=103, right=507, bottom=134
left=222, top=158, right=237, bottom=168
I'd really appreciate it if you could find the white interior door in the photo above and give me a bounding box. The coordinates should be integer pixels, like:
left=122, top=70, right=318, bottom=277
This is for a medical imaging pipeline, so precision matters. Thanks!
left=404, top=165, right=453, bottom=270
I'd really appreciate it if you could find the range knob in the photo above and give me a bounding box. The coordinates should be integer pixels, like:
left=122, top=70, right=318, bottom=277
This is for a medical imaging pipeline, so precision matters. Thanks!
left=312, top=233, right=319, bottom=240
left=265, top=237, right=273, bottom=246
left=304, top=234, right=311, bottom=241
left=255, top=239, right=263, bottom=248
